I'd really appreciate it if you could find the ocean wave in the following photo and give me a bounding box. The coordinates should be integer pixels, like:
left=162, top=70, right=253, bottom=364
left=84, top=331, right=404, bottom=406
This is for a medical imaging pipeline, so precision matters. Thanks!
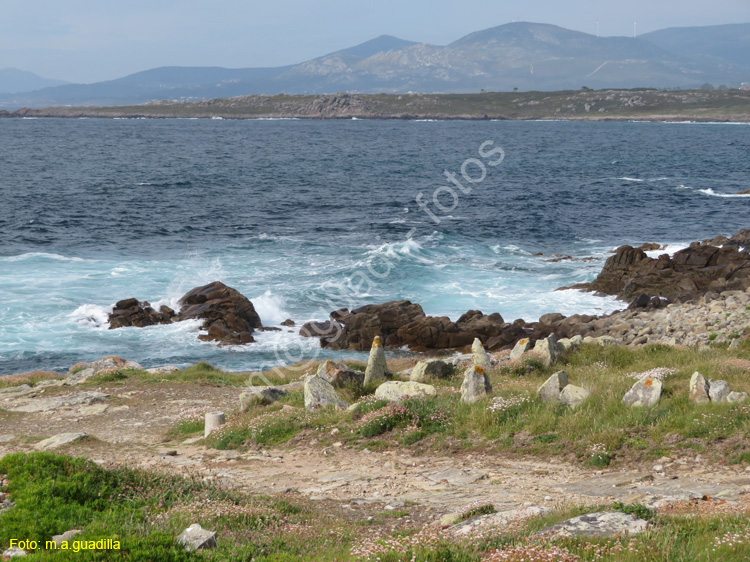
left=252, top=291, right=291, bottom=325
left=618, top=177, right=644, bottom=182
left=3, top=252, right=87, bottom=263
left=69, top=304, right=112, bottom=328
left=698, top=188, right=750, bottom=198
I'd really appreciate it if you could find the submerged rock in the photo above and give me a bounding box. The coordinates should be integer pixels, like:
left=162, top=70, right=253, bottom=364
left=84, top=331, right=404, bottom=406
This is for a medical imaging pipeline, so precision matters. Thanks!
left=108, top=298, right=174, bottom=329
left=177, top=281, right=262, bottom=346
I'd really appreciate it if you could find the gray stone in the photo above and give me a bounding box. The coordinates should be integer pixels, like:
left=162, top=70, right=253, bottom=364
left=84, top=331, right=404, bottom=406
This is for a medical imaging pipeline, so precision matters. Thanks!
left=7, top=391, right=109, bottom=413
left=409, top=359, right=453, bottom=382
left=304, top=375, right=349, bottom=410
left=471, top=338, right=491, bottom=368
left=559, top=384, right=590, bottom=408
left=728, top=391, right=748, bottom=404
left=452, top=506, right=552, bottom=536
left=2, top=547, right=26, bottom=558
left=375, top=381, right=436, bottom=402
left=537, top=371, right=568, bottom=403
left=51, top=530, right=82, bottom=547
left=239, top=387, right=288, bottom=410
left=363, top=336, right=388, bottom=386
left=316, top=360, right=364, bottom=387
left=540, top=511, right=649, bottom=538
left=67, top=356, right=143, bottom=384
left=145, top=366, right=180, bottom=374
left=709, top=380, right=731, bottom=403
left=34, top=432, right=87, bottom=451
left=460, top=365, right=492, bottom=404
left=623, top=375, right=662, bottom=407
left=533, top=334, right=559, bottom=366
left=509, top=338, right=532, bottom=361
left=426, top=466, right=487, bottom=485
left=177, top=524, right=217, bottom=551
left=689, top=372, right=711, bottom=405
left=0, top=435, right=15, bottom=443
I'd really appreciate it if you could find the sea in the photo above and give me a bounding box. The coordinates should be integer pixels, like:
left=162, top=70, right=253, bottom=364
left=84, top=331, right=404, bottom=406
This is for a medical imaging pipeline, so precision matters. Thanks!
left=1, top=118, right=749, bottom=376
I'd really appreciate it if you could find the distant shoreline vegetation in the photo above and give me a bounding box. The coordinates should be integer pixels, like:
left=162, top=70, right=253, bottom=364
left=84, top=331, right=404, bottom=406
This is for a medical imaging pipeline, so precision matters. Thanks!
left=1, top=89, right=750, bottom=122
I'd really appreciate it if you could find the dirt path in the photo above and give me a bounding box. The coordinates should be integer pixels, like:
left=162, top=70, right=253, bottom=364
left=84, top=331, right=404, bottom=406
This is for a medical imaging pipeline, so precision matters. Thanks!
left=2, top=379, right=749, bottom=520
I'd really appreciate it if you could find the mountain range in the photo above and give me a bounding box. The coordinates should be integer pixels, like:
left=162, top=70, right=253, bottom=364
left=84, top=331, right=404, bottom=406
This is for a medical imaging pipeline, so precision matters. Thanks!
left=2, top=22, right=749, bottom=108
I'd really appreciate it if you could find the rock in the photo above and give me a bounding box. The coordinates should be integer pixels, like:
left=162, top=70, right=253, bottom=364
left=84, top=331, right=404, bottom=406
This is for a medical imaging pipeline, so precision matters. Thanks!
left=363, top=336, right=388, bottom=386
left=34, top=432, right=87, bottom=451
left=146, top=366, right=181, bottom=374
left=51, top=530, right=82, bottom=547
left=177, top=281, right=262, bottom=346
left=66, top=356, right=142, bottom=384
left=509, top=337, right=532, bottom=361
left=471, top=338, right=492, bottom=368
left=559, top=384, right=590, bottom=408
left=727, top=391, right=748, bottom=404
left=452, top=506, right=552, bottom=536
left=409, top=359, right=454, bottom=382
left=539, top=313, right=565, bottom=326
left=316, top=360, right=364, bottom=388
left=708, top=380, right=731, bottom=403
left=2, top=547, right=26, bottom=558
left=108, top=298, right=174, bottom=329
left=204, top=412, right=226, bottom=438
left=623, top=375, right=662, bottom=407
left=239, top=387, right=288, bottom=410
left=533, top=334, right=559, bottom=366
left=8, top=391, right=109, bottom=413
left=537, top=371, right=568, bottom=403
left=689, top=372, right=711, bottom=405
left=280, top=319, right=295, bottom=326
left=439, top=513, right=463, bottom=526
left=540, top=511, right=649, bottom=538
left=304, top=375, right=349, bottom=410
left=374, top=381, right=437, bottom=402
left=177, top=524, right=217, bottom=551
left=580, top=233, right=750, bottom=301
left=460, top=366, right=492, bottom=404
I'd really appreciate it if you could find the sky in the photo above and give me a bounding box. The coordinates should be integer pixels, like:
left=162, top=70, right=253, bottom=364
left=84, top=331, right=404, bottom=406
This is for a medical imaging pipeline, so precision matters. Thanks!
left=2, top=0, right=749, bottom=84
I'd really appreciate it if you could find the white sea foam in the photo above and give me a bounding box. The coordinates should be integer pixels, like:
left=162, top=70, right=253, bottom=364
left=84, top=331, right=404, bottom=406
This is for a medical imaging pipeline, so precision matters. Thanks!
left=252, top=291, right=291, bottom=325
left=618, top=177, right=644, bottom=182
left=698, top=188, right=750, bottom=198
left=69, top=304, right=113, bottom=328
left=3, top=252, right=87, bottom=263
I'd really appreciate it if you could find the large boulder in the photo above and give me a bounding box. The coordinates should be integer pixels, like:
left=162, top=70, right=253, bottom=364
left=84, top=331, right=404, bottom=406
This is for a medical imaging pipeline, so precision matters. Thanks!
left=410, top=359, right=454, bottom=382
left=177, top=524, right=217, bottom=551
left=708, top=380, right=731, bottom=403
left=532, top=334, right=560, bottom=367
left=316, top=360, right=364, bottom=388
left=559, top=385, right=590, bottom=408
left=304, top=375, right=349, bottom=410
left=177, top=281, right=262, bottom=345
left=689, top=372, right=711, bottom=405
left=623, top=375, right=662, bottom=407
left=374, top=381, right=437, bottom=402
left=108, top=298, right=175, bottom=329
left=460, top=366, right=492, bottom=404
left=579, top=232, right=750, bottom=301
left=540, top=512, right=649, bottom=538
left=537, top=371, right=569, bottom=404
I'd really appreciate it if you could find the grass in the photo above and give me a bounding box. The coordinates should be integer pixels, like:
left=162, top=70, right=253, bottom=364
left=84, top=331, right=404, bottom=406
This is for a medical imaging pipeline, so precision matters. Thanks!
left=3, top=453, right=750, bottom=560
left=183, top=338, right=750, bottom=469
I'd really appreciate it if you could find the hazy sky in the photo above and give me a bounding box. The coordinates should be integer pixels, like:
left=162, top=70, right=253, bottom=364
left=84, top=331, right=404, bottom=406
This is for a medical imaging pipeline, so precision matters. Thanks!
left=2, top=0, right=749, bottom=84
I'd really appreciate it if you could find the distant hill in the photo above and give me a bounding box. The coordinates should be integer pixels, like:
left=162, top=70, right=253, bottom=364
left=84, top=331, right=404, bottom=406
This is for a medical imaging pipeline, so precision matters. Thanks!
left=2, top=22, right=750, bottom=108
left=0, top=68, right=69, bottom=94
left=642, top=24, right=750, bottom=72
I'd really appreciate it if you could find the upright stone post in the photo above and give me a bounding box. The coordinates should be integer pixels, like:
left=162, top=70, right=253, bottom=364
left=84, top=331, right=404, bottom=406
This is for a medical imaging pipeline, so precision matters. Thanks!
left=204, top=412, right=226, bottom=438
left=364, top=335, right=388, bottom=386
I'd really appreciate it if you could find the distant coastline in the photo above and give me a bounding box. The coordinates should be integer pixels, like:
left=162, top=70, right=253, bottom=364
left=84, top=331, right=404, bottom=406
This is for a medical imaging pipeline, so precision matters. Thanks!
left=2, top=89, right=750, bottom=122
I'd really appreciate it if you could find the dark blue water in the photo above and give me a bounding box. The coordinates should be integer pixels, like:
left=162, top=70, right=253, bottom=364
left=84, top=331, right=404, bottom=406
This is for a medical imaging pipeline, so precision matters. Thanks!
left=1, top=118, right=749, bottom=375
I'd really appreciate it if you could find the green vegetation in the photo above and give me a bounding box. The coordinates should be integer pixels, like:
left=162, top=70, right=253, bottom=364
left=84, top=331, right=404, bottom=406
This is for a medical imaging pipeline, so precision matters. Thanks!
left=3, top=453, right=750, bottom=560
left=6, top=89, right=750, bottom=122
left=181, top=339, right=750, bottom=467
